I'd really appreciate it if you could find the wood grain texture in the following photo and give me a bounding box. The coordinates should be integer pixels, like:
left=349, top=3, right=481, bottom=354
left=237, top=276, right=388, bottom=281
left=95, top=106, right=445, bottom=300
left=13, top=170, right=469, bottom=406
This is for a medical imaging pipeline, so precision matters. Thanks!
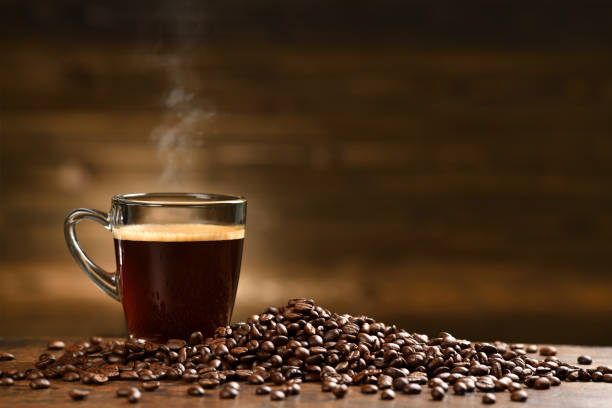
left=0, top=339, right=611, bottom=407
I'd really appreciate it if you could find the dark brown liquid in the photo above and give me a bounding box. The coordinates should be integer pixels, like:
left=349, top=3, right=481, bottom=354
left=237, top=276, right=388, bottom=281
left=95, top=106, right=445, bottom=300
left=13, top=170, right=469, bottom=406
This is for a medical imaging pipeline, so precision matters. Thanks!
left=114, top=238, right=243, bottom=342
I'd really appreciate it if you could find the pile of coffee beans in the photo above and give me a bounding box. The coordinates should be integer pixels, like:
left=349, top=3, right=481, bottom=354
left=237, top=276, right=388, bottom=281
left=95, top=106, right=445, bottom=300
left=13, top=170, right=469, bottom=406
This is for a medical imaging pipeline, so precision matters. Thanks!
left=0, top=298, right=611, bottom=404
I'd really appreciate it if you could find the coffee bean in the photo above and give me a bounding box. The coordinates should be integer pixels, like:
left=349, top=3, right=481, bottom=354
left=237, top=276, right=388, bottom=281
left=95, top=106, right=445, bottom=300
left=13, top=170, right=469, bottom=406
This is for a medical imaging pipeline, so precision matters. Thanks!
left=141, top=380, right=160, bottom=391
left=198, top=378, right=220, bottom=388
left=120, top=371, right=139, bottom=380
left=0, top=352, right=15, bottom=361
left=361, top=384, right=378, bottom=394
left=539, top=346, right=557, bottom=356
left=603, top=373, right=612, bottom=383
left=270, top=390, right=285, bottom=400
left=68, top=388, right=89, bottom=401
left=578, top=355, right=592, bottom=365
left=526, top=345, right=538, bottom=353
left=219, top=387, right=238, bottom=399
left=403, top=383, right=422, bottom=394
left=431, top=386, right=445, bottom=400
left=48, top=340, right=65, bottom=350
left=511, top=390, right=528, bottom=402
left=332, top=384, right=348, bottom=398
left=256, top=385, right=271, bottom=395
left=226, top=381, right=240, bottom=390
left=247, top=374, right=264, bottom=384
left=482, top=393, right=496, bottom=404
left=321, top=379, right=337, bottom=392
left=127, top=388, right=141, bottom=403
left=187, top=385, right=205, bottom=396
left=0, top=378, right=15, bottom=386
left=453, top=381, right=468, bottom=395
left=30, top=378, right=51, bottom=389
left=380, top=389, right=395, bottom=400
left=534, top=377, right=550, bottom=389
left=63, top=372, right=80, bottom=382
left=117, top=387, right=136, bottom=397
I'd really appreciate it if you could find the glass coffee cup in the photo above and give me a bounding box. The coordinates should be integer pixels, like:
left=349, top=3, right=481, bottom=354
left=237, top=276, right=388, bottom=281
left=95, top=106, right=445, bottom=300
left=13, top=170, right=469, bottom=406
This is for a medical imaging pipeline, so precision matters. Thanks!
left=64, top=192, right=246, bottom=343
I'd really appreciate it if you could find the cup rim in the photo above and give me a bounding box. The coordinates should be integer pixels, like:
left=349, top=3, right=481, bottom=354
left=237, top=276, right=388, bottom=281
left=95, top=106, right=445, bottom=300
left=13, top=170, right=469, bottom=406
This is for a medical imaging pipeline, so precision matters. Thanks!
left=112, top=192, right=246, bottom=207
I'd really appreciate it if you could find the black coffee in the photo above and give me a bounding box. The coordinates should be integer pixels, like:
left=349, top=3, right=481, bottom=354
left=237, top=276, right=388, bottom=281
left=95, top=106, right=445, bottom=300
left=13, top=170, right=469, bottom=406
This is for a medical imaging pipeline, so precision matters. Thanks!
left=113, top=224, right=244, bottom=342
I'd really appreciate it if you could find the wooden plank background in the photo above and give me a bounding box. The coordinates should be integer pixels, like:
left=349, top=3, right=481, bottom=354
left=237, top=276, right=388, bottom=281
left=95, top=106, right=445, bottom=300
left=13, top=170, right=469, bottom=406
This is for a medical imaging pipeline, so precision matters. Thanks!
left=1, top=0, right=611, bottom=344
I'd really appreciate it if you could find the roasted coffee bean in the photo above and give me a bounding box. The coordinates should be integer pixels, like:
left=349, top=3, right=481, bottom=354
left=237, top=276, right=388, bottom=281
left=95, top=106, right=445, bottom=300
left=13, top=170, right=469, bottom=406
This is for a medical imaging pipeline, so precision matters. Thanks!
left=453, top=381, right=468, bottom=395
left=0, top=378, right=15, bottom=386
left=539, top=346, right=557, bottom=356
left=270, top=390, right=285, bottom=400
left=220, top=387, right=239, bottom=399
left=47, top=340, right=65, bottom=350
left=62, top=372, right=80, bottom=382
left=247, top=374, right=264, bottom=384
left=226, top=381, right=240, bottom=390
left=392, top=376, right=409, bottom=390
left=256, top=385, right=271, bottom=395
left=526, top=345, right=538, bottom=353
left=482, top=393, right=496, bottom=404
left=30, top=378, right=51, bottom=389
left=511, top=389, right=528, bottom=402
left=578, top=355, right=592, bottom=365
left=120, top=371, right=139, bottom=380
left=68, top=388, right=89, bottom=400
left=534, top=377, right=550, bottom=389
left=141, top=380, right=160, bottom=391
left=270, top=371, right=285, bottom=385
left=322, top=379, right=337, bottom=392
left=431, top=386, right=445, bottom=401
left=187, top=385, right=205, bottom=396
left=127, top=388, right=141, bottom=403
left=117, top=387, right=137, bottom=397
left=0, top=352, right=15, bottom=361
left=361, top=384, right=378, bottom=394
left=403, top=383, right=422, bottom=394
left=603, top=374, right=612, bottom=383
left=198, top=378, right=220, bottom=388
left=332, top=384, right=348, bottom=398
left=380, top=389, right=395, bottom=400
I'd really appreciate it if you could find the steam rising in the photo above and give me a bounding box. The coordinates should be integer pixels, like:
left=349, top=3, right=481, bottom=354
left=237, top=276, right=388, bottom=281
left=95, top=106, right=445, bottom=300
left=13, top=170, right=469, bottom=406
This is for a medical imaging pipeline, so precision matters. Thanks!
left=150, top=85, right=214, bottom=184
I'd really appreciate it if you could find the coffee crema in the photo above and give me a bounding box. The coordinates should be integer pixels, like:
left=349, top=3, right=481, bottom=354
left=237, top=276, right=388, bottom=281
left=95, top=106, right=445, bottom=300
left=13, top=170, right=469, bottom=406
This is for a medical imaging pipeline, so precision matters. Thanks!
left=112, top=224, right=245, bottom=242
left=113, top=223, right=244, bottom=342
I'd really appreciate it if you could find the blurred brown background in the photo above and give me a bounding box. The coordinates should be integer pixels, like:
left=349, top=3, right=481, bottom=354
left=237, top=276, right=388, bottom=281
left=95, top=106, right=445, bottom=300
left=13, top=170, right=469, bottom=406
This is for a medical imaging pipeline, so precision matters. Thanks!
left=1, top=1, right=611, bottom=344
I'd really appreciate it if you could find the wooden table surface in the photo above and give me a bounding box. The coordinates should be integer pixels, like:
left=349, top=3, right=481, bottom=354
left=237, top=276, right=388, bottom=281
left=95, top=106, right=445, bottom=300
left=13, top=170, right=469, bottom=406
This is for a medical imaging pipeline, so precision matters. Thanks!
left=0, top=339, right=610, bottom=407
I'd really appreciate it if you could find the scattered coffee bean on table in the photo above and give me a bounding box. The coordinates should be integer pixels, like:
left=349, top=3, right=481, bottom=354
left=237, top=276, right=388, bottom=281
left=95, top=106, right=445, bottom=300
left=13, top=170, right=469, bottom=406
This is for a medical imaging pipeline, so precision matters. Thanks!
left=380, top=389, right=395, bottom=400
left=431, top=386, right=446, bottom=400
left=361, top=384, right=378, bottom=394
left=0, top=378, right=15, bottom=386
left=539, top=346, right=558, bottom=356
left=256, top=385, right=271, bottom=395
left=332, top=384, right=348, bottom=398
left=127, top=388, right=141, bottom=403
left=47, top=340, right=65, bottom=350
left=187, top=385, right=205, bottom=396
left=117, top=387, right=137, bottom=398
left=0, top=352, right=15, bottom=361
left=271, top=390, right=286, bottom=400
left=482, top=393, right=496, bottom=404
left=30, top=378, right=51, bottom=389
left=1, top=299, right=611, bottom=406
left=220, top=387, right=239, bottom=399
left=403, top=383, right=422, bottom=394
left=68, top=388, right=90, bottom=401
left=511, top=390, right=528, bottom=402
left=141, top=380, right=160, bottom=391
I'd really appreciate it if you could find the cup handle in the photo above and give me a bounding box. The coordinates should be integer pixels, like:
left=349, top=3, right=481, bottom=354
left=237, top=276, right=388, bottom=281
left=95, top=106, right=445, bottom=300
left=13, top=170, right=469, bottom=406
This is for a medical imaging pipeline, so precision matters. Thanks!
left=64, top=208, right=119, bottom=301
